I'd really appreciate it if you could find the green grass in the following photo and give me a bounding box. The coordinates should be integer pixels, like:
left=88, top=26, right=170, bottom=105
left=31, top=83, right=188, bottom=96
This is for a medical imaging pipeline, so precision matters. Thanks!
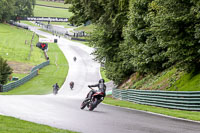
left=1, top=43, right=68, bottom=95
left=75, top=24, right=95, bottom=33
left=0, top=23, right=45, bottom=65
left=169, top=70, right=200, bottom=91
left=7, top=73, right=27, bottom=84
left=34, top=5, right=73, bottom=18
left=36, top=0, right=71, bottom=8
left=103, top=97, right=200, bottom=121
left=124, top=66, right=200, bottom=91
left=100, top=67, right=110, bottom=83
left=0, top=115, right=77, bottom=133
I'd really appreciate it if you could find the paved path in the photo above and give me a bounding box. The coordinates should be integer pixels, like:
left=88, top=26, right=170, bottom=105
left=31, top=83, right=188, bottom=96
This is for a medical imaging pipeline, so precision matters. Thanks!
left=0, top=26, right=200, bottom=133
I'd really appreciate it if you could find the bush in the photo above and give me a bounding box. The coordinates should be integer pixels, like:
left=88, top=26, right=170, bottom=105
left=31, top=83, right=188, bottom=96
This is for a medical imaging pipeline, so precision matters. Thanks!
left=0, top=56, right=13, bottom=84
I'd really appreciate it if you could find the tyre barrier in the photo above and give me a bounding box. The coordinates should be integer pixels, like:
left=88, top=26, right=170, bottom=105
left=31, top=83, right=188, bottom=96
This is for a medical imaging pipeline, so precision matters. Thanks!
left=112, top=88, right=200, bottom=111
left=2, top=60, right=50, bottom=92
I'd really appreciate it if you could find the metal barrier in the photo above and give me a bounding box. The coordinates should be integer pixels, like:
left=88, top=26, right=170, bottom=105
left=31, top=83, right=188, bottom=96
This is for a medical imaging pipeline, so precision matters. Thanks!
left=112, top=88, right=200, bottom=111
left=2, top=60, right=50, bottom=92
left=31, top=60, right=50, bottom=72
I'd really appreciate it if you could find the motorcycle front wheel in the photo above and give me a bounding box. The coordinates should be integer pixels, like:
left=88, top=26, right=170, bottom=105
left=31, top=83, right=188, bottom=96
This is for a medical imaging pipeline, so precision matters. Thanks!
left=80, top=100, right=88, bottom=109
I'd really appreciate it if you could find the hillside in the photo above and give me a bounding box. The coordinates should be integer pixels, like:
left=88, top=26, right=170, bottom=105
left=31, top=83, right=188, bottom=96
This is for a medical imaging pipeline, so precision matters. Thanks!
left=119, top=67, right=200, bottom=91
left=0, top=23, right=68, bottom=94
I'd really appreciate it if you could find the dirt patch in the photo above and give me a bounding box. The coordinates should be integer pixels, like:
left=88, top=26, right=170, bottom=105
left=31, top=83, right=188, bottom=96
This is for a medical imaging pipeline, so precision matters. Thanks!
left=7, top=61, right=34, bottom=74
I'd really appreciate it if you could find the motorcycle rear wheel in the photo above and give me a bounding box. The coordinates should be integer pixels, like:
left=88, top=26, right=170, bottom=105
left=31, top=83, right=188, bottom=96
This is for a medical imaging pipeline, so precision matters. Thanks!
left=89, top=98, right=98, bottom=111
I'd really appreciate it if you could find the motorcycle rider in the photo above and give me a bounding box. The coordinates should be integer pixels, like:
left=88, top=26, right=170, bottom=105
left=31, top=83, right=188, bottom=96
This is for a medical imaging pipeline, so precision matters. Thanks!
left=53, top=83, right=59, bottom=95
left=70, top=81, right=74, bottom=90
left=86, top=79, right=106, bottom=101
left=73, top=56, right=77, bottom=62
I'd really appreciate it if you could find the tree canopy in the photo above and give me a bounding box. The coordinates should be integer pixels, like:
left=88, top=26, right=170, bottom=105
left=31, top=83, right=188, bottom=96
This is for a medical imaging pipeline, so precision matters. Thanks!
left=0, top=0, right=35, bottom=22
left=66, top=0, right=200, bottom=84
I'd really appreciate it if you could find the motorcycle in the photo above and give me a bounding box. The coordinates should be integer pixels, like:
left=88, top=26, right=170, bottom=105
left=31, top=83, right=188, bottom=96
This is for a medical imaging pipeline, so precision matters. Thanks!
left=80, top=87, right=105, bottom=111
left=53, top=88, right=58, bottom=95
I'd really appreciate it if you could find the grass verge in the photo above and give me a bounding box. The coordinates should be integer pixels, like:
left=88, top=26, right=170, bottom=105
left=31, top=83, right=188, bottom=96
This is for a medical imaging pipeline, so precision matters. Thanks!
left=1, top=43, right=68, bottom=95
left=75, top=24, right=95, bottom=34
left=0, top=115, right=77, bottom=133
left=0, top=23, right=45, bottom=65
left=36, top=0, right=71, bottom=8
left=103, top=97, right=200, bottom=121
left=34, top=5, right=73, bottom=18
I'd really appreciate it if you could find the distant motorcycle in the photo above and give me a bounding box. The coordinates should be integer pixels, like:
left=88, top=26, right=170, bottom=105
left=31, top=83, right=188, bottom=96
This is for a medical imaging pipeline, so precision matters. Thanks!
left=53, top=88, right=58, bottom=95
left=80, top=87, right=105, bottom=111
left=53, top=83, right=59, bottom=95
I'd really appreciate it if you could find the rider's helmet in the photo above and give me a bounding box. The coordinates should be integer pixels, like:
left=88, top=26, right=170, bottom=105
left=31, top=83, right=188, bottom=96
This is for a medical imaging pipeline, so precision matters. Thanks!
left=99, top=79, right=105, bottom=84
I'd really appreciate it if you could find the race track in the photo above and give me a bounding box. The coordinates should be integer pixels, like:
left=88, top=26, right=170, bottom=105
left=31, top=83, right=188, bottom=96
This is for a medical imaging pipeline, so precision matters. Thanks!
left=0, top=27, right=200, bottom=133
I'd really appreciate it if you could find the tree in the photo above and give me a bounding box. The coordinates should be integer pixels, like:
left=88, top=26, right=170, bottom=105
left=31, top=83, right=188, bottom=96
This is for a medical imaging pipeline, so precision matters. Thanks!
left=65, top=0, right=131, bottom=83
left=0, top=0, right=15, bottom=22
left=0, top=57, right=12, bottom=84
left=147, top=0, right=200, bottom=71
left=14, top=0, right=36, bottom=20
left=89, top=0, right=131, bottom=83
left=66, top=0, right=200, bottom=85
left=0, top=0, right=36, bottom=22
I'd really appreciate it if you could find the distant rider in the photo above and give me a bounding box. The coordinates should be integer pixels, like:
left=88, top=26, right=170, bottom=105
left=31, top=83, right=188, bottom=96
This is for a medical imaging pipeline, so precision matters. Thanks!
left=53, top=83, right=59, bottom=95
left=70, top=81, right=74, bottom=90
left=73, top=56, right=77, bottom=62
left=86, top=79, right=106, bottom=100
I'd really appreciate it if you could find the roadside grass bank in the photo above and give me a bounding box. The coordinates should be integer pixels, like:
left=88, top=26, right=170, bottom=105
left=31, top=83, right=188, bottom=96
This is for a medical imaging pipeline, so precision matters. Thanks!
left=103, top=97, right=200, bottom=122
left=75, top=24, right=95, bottom=34
left=0, top=115, right=77, bottom=133
left=119, top=66, right=200, bottom=91
left=36, top=0, right=71, bottom=8
left=34, top=5, right=73, bottom=18
left=1, top=43, right=68, bottom=95
left=0, top=23, right=45, bottom=81
left=0, top=23, right=45, bottom=65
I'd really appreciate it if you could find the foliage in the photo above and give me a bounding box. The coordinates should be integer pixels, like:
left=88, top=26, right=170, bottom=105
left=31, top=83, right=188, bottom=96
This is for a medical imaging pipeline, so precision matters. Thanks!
left=0, top=0, right=15, bottom=22
left=14, top=0, right=36, bottom=19
left=0, top=56, right=12, bottom=84
left=65, top=0, right=200, bottom=86
left=89, top=0, right=131, bottom=84
left=100, top=67, right=110, bottom=82
left=0, top=0, right=35, bottom=22
left=65, top=0, right=105, bottom=26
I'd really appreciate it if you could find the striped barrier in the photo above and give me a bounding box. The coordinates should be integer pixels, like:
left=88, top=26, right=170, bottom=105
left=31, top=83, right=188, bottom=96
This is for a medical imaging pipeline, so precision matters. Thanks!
left=112, top=88, right=200, bottom=111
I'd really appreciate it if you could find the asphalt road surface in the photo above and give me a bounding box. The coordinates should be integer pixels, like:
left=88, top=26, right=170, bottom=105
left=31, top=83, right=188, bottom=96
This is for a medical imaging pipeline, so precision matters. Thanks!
left=0, top=26, right=200, bottom=133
